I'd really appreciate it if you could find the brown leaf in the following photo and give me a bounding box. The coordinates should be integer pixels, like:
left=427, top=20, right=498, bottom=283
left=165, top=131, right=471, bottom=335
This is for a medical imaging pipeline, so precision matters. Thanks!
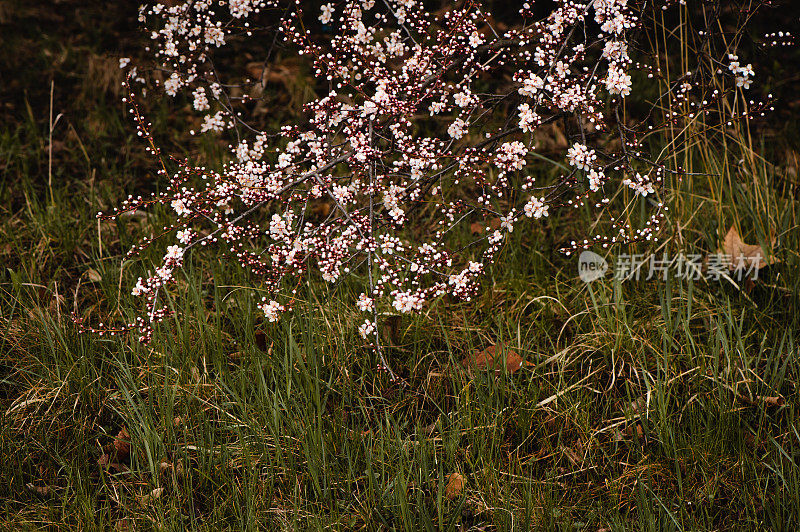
left=444, top=472, right=464, bottom=500
left=487, top=217, right=502, bottom=231
left=624, top=423, right=644, bottom=440
left=25, top=483, right=50, bottom=498
left=462, top=343, right=527, bottom=374
left=740, top=394, right=785, bottom=407
left=159, top=461, right=174, bottom=478
left=86, top=269, right=102, bottom=283
left=721, top=226, right=776, bottom=271
left=114, top=427, right=130, bottom=460
left=470, top=221, right=484, bottom=235
left=97, top=454, right=130, bottom=473
left=139, top=487, right=164, bottom=506
left=760, top=396, right=785, bottom=407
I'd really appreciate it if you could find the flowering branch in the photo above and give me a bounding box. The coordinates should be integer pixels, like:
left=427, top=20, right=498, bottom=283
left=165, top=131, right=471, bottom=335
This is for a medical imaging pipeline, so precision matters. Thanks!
left=82, top=0, right=775, bottom=373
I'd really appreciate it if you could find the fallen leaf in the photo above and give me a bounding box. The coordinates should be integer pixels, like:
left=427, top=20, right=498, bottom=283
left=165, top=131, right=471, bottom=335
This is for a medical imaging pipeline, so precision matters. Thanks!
left=114, top=427, right=130, bottom=460
left=462, top=343, right=527, bottom=374
left=87, top=269, right=102, bottom=282
left=139, top=487, right=164, bottom=506
left=470, top=221, right=484, bottom=235
left=159, top=461, right=174, bottom=477
left=740, top=395, right=785, bottom=407
left=25, top=483, right=50, bottom=498
left=760, top=396, right=785, bottom=407
left=721, top=226, right=777, bottom=271
left=445, top=472, right=464, bottom=500
left=97, top=453, right=129, bottom=472
left=624, top=423, right=645, bottom=441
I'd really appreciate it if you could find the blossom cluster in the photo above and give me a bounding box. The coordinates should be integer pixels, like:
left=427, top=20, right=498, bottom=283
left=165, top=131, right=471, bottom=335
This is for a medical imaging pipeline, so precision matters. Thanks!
left=89, top=0, right=776, bottom=376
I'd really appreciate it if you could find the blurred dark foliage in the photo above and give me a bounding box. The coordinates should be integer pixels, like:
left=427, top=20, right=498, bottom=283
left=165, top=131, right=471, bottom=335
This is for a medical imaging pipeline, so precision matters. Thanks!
left=2, top=0, right=799, bottom=144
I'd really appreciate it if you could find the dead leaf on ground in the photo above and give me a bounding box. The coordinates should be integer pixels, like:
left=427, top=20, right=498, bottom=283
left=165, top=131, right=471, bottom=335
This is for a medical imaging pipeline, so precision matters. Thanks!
left=470, top=221, right=484, bottom=235
left=462, top=343, right=530, bottom=374
left=720, top=226, right=777, bottom=271
left=139, top=487, right=164, bottom=506
left=159, top=461, right=174, bottom=478
left=740, top=395, right=785, bottom=407
left=97, top=453, right=130, bottom=473
left=114, top=427, right=130, bottom=459
left=445, top=472, right=465, bottom=500
left=760, top=396, right=785, bottom=407
left=86, top=269, right=102, bottom=283
left=25, top=483, right=51, bottom=498
left=624, top=423, right=645, bottom=441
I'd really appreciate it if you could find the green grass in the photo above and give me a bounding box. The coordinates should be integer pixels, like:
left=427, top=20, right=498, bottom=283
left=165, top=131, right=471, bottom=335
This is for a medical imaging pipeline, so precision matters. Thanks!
left=3, top=2, right=800, bottom=530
